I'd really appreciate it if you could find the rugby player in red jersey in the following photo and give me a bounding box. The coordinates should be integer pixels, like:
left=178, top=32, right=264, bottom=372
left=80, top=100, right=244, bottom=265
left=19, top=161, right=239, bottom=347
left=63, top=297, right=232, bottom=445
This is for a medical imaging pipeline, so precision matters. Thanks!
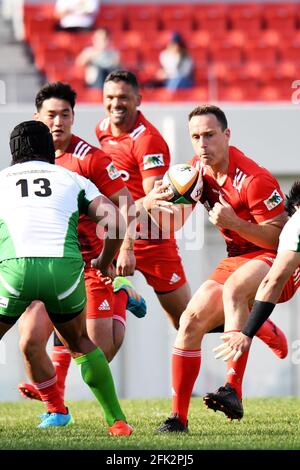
left=156, top=105, right=291, bottom=432
left=17, top=82, right=146, bottom=435
left=95, top=70, right=191, bottom=329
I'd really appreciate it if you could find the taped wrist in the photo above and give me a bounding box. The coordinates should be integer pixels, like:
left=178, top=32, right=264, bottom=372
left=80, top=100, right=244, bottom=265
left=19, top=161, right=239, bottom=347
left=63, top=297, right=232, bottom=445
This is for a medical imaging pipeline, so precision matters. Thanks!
left=242, top=300, right=275, bottom=338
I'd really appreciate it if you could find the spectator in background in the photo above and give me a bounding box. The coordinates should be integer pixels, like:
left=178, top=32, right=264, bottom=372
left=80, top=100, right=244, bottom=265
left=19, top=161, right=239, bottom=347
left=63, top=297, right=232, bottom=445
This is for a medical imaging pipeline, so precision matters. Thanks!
left=55, top=0, right=100, bottom=32
left=156, top=32, right=194, bottom=91
left=76, top=28, right=120, bottom=88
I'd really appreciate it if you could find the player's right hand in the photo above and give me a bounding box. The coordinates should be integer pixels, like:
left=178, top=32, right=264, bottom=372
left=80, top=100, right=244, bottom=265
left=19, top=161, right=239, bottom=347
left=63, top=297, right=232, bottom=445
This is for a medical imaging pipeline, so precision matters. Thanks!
left=213, top=332, right=252, bottom=361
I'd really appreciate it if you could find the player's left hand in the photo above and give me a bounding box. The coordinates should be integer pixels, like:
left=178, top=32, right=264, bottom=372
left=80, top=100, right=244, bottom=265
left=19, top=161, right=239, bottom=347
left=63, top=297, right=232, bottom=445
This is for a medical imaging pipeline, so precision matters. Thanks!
left=143, top=180, right=175, bottom=214
left=213, top=332, right=252, bottom=361
left=208, top=194, right=239, bottom=229
left=116, top=249, right=136, bottom=276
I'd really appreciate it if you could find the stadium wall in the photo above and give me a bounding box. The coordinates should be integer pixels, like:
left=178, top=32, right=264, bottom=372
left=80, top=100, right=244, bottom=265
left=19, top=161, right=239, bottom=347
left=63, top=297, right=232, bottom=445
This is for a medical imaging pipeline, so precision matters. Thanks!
left=0, top=103, right=299, bottom=401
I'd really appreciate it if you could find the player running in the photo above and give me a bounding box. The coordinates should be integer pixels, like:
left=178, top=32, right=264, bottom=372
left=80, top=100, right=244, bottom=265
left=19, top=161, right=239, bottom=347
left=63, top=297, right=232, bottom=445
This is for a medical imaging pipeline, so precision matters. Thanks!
left=96, top=70, right=191, bottom=329
left=1, top=120, right=132, bottom=435
left=157, top=104, right=289, bottom=432
left=16, top=83, right=145, bottom=434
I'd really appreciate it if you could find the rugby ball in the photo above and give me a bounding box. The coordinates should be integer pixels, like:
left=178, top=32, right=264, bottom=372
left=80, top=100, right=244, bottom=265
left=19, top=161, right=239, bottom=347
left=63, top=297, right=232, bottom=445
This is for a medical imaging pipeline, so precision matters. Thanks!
left=162, top=163, right=203, bottom=204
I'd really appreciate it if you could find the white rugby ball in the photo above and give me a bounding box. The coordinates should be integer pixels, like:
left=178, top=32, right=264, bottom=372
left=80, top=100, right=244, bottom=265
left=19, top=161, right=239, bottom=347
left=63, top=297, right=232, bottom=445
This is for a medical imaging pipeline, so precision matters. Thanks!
left=162, top=163, right=203, bottom=204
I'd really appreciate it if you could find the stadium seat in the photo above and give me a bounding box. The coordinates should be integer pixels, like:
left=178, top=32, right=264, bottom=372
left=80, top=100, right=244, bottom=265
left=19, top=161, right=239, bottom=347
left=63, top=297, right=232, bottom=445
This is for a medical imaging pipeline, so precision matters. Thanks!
left=264, top=4, right=298, bottom=31
left=160, top=4, right=194, bottom=31
left=126, top=4, right=160, bottom=31
left=120, top=49, right=140, bottom=70
left=279, top=45, right=300, bottom=65
left=244, top=45, right=279, bottom=66
left=228, top=3, right=263, bottom=31
left=258, top=84, right=291, bottom=102
left=217, top=82, right=259, bottom=102
left=35, top=46, right=71, bottom=73
left=95, top=5, right=126, bottom=31
left=194, top=4, right=228, bottom=32
left=210, top=44, right=243, bottom=66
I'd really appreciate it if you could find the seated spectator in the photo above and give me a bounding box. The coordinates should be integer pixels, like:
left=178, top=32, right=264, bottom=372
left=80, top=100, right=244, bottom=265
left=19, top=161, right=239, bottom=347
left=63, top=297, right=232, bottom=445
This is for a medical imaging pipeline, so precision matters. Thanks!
left=75, top=28, right=120, bottom=88
left=55, top=0, right=100, bottom=32
left=156, top=32, right=194, bottom=90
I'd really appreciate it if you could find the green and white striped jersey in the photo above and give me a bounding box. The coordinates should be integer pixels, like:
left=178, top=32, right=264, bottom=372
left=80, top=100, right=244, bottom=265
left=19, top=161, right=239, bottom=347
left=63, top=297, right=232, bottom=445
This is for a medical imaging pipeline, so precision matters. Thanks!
left=278, top=209, right=300, bottom=253
left=0, top=161, right=101, bottom=260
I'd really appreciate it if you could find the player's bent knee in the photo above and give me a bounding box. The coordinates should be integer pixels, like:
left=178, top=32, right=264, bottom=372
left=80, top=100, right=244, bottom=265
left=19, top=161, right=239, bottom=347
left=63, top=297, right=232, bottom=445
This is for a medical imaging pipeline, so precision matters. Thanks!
left=19, top=335, right=43, bottom=358
left=179, top=309, right=206, bottom=340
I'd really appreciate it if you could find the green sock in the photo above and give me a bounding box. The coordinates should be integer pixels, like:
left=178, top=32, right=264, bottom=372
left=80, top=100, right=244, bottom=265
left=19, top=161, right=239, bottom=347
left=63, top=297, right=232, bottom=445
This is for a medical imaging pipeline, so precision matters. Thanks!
left=75, top=348, right=126, bottom=426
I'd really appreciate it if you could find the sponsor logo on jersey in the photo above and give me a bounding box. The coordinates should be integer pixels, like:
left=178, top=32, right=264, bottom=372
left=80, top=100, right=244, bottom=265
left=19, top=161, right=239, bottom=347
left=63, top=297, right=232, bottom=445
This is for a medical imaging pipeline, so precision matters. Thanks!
left=98, top=299, right=111, bottom=311
left=143, top=154, right=164, bottom=170
left=169, top=273, right=181, bottom=284
left=106, top=162, right=120, bottom=180
left=233, top=168, right=247, bottom=192
left=0, top=296, right=8, bottom=308
left=263, top=189, right=283, bottom=210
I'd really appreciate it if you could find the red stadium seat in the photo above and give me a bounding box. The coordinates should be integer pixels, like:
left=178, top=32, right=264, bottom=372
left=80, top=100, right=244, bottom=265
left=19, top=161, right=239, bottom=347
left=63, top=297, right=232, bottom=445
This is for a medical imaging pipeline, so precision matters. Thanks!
left=120, top=49, right=140, bottom=70
left=279, top=45, right=300, bottom=65
left=194, top=4, right=228, bottom=32
left=264, top=4, right=298, bottom=31
left=210, top=45, right=243, bottom=66
left=35, top=46, right=71, bottom=73
left=244, top=45, right=278, bottom=66
left=95, top=5, right=126, bottom=31
left=217, top=82, right=259, bottom=102
left=160, top=4, right=194, bottom=31
left=126, top=4, right=160, bottom=31
left=228, top=3, right=263, bottom=31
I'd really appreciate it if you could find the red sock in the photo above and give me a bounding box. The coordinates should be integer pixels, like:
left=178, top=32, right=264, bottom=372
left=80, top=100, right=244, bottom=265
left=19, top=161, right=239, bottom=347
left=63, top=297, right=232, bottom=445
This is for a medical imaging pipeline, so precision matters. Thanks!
left=224, top=331, right=249, bottom=399
left=34, top=375, right=67, bottom=414
left=51, top=346, right=71, bottom=398
left=172, top=347, right=201, bottom=426
left=113, top=290, right=127, bottom=327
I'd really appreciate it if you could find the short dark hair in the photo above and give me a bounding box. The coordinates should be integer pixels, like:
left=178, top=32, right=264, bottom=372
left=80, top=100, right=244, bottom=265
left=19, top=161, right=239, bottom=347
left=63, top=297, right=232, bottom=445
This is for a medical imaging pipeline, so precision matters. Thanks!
left=104, top=70, right=139, bottom=91
left=35, top=82, right=76, bottom=111
left=285, top=180, right=300, bottom=216
left=188, top=105, right=228, bottom=131
left=10, top=120, right=55, bottom=165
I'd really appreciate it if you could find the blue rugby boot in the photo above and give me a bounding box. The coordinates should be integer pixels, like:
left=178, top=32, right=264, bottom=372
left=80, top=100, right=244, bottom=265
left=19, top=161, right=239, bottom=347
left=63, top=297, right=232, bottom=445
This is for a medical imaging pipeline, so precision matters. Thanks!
left=113, top=277, right=147, bottom=318
left=37, top=408, right=74, bottom=428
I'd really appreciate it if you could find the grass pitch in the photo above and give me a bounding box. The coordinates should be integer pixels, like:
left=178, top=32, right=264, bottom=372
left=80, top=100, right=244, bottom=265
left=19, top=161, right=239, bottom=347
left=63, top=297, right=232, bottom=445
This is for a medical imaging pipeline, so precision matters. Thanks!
left=0, top=397, right=300, bottom=450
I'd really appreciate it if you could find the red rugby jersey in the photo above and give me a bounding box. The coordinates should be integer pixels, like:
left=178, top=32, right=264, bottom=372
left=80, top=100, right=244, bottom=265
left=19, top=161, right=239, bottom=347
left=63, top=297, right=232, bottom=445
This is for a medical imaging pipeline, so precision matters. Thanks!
left=190, top=146, right=285, bottom=257
left=95, top=111, right=170, bottom=201
left=55, top=134, right=125, bottom=263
